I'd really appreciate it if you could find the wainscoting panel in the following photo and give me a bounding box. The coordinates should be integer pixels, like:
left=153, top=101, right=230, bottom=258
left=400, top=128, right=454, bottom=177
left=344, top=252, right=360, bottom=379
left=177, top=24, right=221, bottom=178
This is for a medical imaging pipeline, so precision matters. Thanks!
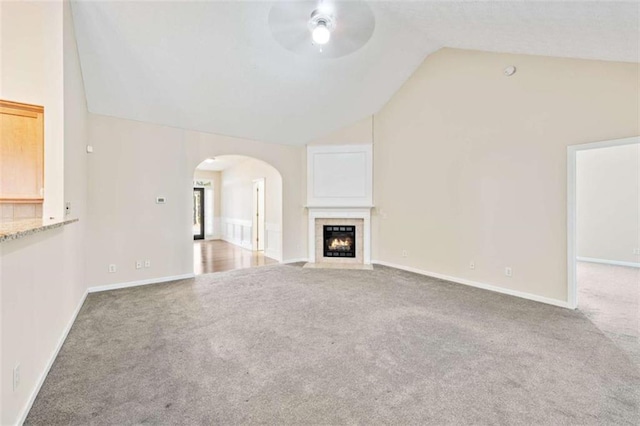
left=221, top=217, right=252, bottom=250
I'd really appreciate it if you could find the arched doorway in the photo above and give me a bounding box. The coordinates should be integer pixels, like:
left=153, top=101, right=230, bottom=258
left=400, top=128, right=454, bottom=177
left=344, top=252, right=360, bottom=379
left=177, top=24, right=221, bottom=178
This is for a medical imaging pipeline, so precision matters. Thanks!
left=191, top=155, right=283, bottom=274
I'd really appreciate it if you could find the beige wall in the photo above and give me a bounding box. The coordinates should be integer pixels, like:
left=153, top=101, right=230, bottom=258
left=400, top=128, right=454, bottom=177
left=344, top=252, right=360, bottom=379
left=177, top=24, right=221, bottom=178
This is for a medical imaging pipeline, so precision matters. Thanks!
left=577, top=143, right=640, bottom=264
left=86, top=114, right=306, bottom=288
left=310, top=116, right=373, bottom=145
left=221, top=158, right=282, bottom=226
left=220, top=158, right=283, bottom=258
left=373, top=48, right=639, bottom=303
left=1, top=2, right=88, bottom=424
left=0, top=0, right=65, bottom=220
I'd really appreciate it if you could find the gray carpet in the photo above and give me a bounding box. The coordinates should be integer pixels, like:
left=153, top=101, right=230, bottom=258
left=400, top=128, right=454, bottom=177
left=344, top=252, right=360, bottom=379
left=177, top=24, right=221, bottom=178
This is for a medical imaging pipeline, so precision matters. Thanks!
left=577, top=261, right=640, bottom=367
left=26, top=264, right=640, bottom=425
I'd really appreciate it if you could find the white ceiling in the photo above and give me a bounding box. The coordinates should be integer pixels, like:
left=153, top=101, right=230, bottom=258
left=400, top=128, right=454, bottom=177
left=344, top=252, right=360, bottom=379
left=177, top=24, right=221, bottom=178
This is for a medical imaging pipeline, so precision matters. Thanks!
left=71, top=1, right=639, bottom=146
left=196, top=155, right=249, bottom=172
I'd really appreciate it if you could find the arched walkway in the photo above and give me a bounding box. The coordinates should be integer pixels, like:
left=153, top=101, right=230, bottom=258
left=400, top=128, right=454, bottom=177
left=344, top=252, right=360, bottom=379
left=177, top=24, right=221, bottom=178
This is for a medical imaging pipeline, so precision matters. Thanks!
left=191, top=155, right=283, bottom=274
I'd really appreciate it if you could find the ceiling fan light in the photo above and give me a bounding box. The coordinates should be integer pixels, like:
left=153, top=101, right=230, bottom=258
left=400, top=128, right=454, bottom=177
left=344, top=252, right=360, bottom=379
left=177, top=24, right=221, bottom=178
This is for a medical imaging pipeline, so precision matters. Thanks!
left=312, top=21, right=331, bottom=45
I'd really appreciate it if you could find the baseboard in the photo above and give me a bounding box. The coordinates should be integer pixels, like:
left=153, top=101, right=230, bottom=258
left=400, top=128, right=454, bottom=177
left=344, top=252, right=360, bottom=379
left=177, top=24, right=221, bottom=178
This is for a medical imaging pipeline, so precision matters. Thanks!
left=265, top=248, right=281, bottom=262
left=281, top=258, right=308, bottom=264
left=577, top=257, right=640, bottom=268
left=88, top=273, right=196, bottom=293
left=221, top=236, right=252, bottom=250
left=16, top=289, right=88, bottom=426
left=372, top=260, right=569, bottom=309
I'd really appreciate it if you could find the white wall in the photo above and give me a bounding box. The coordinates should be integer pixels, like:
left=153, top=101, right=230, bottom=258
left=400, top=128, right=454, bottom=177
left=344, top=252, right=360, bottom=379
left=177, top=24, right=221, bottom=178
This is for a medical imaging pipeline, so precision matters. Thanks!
left=86, top=114, right=305, bottom=288
left=372, top=48, right=639, bottom=304
left=220, top=158, right=283, bottom=259
left=0, top=2, right=88, bottom=424
left=577, top=144, right=640, bottom=265
left=0, top=0, right=65, bottom=220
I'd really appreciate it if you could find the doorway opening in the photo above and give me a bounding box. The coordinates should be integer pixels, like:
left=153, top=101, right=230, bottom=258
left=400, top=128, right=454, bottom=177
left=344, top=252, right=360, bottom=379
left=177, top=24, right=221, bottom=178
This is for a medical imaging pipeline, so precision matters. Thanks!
left=568, top=136, right=639, bottom=362
left=252, top=178, right=265, bottom=251
left=193, top=187, right=205, bottom=240
left=192, top=155, right=282, bottom=275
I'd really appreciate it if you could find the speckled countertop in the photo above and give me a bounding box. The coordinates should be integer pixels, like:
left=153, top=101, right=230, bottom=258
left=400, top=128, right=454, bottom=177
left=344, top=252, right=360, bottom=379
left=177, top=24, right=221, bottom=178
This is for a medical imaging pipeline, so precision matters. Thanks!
left=0, top=218, right=79, bottom=243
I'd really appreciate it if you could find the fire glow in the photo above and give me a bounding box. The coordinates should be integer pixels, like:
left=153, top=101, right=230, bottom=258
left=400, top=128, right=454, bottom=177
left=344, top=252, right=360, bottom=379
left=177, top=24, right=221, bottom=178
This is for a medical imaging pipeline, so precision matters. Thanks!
left=329, top=238, right=352, bottom=250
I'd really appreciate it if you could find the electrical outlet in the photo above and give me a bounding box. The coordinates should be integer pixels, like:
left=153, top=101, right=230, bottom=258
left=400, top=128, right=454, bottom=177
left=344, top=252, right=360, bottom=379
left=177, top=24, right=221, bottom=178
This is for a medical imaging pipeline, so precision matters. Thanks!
left=108, top=264, right=116, bottom=273
left=470, top=261, right=475, bottom=270
left=135, top=261, right=142, bottom=269
left=402, top=250, right=408, bottom=258
left=505, top=267, right=513, bottom=277
left=13, top=364, right=20, bottom=392
left=144, top=260, right=151, bottom=268
left=633, top=248, right=640, bottom=255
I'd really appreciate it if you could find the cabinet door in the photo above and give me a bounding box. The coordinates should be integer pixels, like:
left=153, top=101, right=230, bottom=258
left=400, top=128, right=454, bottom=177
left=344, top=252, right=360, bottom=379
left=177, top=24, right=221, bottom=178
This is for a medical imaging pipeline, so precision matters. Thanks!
left=0, top=100, right=44, bottom=203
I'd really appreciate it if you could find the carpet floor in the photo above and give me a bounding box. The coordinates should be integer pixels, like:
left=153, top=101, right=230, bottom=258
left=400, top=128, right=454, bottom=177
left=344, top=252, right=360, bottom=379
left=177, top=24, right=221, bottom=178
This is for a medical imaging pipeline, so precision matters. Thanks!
left=577, top=261, right=640, bottom=367
left=26, top=265, right=640, bottom=425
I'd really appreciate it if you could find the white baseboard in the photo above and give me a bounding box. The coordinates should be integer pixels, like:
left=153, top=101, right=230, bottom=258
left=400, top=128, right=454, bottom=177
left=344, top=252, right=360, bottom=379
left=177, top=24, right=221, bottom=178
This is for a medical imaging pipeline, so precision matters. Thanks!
left=17, top=290, right=88, bottom=426
left=281, top=258, right=308, bottom=264
left=88, top=273, right=195, bottom=293
left=221, top=236, right=252, bottom=250
left=372, top=260, right=569, bottom=309
left=265, top=248, right=281, bottom=262
left=577, top=256, right=640, bottom=268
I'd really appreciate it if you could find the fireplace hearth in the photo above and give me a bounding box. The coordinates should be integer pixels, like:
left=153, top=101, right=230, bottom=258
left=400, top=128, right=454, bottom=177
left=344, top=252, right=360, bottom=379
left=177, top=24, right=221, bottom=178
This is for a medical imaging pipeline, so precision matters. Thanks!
left=324, top=225, right=356, bottom=258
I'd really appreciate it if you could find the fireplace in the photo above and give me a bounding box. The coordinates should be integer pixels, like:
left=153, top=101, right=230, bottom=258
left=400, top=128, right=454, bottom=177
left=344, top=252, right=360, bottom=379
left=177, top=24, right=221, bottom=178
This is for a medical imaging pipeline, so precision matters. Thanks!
left=324, top=225, right=356, bottom=258
left=307, top=211, right=370, bottom=268
left=305, top=144, right=372, bottom=267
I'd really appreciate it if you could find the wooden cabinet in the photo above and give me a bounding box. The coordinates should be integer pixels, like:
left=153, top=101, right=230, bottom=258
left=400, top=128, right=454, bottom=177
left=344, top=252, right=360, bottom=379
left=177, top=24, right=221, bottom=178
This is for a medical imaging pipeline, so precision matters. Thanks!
left=0, top=100, right=44, bottom=203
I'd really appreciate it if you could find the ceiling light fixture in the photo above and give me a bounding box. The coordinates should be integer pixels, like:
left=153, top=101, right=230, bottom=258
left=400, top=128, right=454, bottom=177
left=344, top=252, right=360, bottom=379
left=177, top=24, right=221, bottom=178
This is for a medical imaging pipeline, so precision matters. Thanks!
left=309, top=10, right=334, bottom=46
left=312, top=21, right=331, bottom=45
left=269, top=2, right=374, bottom=58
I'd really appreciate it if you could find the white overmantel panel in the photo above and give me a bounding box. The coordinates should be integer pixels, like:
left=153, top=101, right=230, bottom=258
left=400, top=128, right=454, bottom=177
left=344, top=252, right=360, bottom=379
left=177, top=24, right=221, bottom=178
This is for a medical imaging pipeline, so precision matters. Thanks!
left=307, top=144, right=373, bottom=207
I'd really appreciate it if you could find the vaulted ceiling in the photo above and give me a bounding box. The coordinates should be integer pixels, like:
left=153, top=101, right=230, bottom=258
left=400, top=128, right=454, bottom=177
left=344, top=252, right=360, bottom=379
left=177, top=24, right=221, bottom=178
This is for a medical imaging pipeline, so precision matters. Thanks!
left=71, top=1, right=639, bottom=146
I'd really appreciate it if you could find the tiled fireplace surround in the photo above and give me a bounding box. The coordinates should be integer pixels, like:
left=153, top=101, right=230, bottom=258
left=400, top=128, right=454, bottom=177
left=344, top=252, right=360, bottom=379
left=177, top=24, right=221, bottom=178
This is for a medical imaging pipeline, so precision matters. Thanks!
left=308, top=209, right=371, bottom=265
left=305, top=144, right=373, bottom=267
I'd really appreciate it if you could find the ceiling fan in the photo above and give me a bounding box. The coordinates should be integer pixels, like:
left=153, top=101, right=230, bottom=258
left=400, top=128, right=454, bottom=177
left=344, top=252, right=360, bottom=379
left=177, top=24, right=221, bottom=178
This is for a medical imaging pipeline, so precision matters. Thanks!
left=268, top=0, right=376, bottom=58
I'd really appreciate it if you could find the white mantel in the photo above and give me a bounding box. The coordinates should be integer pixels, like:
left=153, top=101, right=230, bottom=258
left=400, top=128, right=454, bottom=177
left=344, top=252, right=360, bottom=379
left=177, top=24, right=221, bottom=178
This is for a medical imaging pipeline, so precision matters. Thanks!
left=306, top=144, right=373, bottom=265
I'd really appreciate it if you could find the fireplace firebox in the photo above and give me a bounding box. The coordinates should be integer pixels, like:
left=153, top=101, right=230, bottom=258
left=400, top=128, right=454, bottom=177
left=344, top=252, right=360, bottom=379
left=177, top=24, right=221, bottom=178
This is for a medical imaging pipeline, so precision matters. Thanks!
left=323, top=225, right=356, bottom=258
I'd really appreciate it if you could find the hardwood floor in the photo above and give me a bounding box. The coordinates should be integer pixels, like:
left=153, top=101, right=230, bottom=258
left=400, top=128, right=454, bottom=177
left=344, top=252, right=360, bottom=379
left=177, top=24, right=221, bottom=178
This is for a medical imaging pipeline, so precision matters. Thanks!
left=194, top=239, right=278, bottom=274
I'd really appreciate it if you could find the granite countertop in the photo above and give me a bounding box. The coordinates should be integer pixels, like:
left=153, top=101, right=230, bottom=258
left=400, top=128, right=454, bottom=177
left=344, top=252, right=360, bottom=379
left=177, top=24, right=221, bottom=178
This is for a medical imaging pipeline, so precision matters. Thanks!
left=0, top=218, right=79, bottom=243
